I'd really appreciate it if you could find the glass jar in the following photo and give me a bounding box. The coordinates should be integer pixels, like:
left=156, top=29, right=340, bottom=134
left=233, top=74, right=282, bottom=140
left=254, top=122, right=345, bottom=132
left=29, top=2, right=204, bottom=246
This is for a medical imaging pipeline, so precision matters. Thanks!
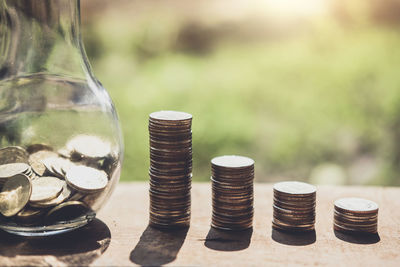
left=0, top=0, right=123, bottom=236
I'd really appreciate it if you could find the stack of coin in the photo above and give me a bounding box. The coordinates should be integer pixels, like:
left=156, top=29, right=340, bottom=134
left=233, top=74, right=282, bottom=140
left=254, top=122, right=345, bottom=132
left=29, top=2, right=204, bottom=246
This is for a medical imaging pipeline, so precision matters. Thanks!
left=211, top=155, right=254, bottom=230
left=273, top=181, right=316, bottom=232
left=334, top=197, right=378, bottom=234
left=148, top=111, right=192, bottom=229
left=0, top=135, right=118, bottom=228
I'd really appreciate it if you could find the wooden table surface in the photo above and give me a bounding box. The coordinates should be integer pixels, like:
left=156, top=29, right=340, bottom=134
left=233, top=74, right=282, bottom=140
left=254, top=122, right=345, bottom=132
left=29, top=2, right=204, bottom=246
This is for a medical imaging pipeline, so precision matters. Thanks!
left=0, top=182, right=399, bottom=266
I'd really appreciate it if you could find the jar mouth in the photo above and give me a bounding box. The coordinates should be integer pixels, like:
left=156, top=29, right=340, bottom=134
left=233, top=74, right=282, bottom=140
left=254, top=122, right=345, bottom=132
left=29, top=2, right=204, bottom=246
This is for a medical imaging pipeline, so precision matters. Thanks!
left=0, top=211, right=95, bottom=236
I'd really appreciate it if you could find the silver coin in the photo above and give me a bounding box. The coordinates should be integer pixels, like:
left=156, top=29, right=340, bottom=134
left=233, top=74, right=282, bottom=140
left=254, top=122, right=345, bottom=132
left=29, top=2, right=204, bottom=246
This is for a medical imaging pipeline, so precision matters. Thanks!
left=273, top=181, right=316, bottom=195
left=334, top=197, right=378, bottom=214
left=66, top=134, right=111, bottom=159
left=65, top=165, right=108, bottom=193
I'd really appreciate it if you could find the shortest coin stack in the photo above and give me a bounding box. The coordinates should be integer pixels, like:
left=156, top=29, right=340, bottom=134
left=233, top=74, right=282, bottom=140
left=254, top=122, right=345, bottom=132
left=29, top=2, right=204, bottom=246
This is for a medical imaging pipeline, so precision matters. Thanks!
left=334, top=197, right=378, bottom=234
left=211, top=155, right=254, bottom=231
left=273, top=181, right=316, bottom=232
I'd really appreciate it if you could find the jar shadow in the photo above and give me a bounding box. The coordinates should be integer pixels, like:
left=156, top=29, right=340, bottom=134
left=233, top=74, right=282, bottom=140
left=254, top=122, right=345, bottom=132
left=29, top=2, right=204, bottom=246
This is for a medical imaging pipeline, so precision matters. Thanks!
left=0, top=218, right=111, bottom=265
left=271, top=228, right=316, bottom=246
left=204, top=227, right=253, bottom=251
left=130, top=225, right=189, bottom=266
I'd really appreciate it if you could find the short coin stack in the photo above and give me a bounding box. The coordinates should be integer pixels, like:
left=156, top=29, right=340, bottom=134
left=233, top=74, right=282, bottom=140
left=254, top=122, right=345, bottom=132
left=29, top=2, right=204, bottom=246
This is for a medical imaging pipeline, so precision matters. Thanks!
left=211, top=155, right=254, bottom=230
left=148, top=111, right=193, bottom=229
left=334, top=197, right=378, bottom=234
left=273, top=181, right=316, bottom=232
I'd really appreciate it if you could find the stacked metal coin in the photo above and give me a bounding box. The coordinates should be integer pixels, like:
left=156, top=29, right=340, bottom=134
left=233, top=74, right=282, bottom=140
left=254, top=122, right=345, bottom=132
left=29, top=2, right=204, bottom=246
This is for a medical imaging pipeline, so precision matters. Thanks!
left=334, top=197, right=378, bottom=234
left=273, top=181, right=316, bottom=232
left=0, top=135, right=118, bottom=228
left=211, top=155, right=254, bottom=230
left=148, top=110, right=193, bottom=229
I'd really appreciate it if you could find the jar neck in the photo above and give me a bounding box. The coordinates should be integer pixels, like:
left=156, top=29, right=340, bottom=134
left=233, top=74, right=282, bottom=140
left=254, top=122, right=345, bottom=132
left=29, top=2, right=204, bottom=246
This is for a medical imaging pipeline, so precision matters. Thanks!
left=0, top=0, right=91, bottom=80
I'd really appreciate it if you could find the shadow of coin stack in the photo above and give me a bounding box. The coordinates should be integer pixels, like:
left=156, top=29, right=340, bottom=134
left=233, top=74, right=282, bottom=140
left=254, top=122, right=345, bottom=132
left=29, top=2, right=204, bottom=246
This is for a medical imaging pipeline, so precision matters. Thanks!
left=272, top=181, right=316, bottom=232
left=148, top=111, right=192, bottom=229
left=334, top=197, right=378, bottom=234
left=211, top=155, right=254, bottom=230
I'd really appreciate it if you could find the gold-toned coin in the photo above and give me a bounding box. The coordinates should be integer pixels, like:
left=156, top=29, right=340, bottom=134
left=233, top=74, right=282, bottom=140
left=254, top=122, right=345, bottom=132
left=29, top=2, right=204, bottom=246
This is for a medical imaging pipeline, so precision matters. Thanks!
left=0, top=146, right=29, bottom=164
left=28, top=150, right=58, bottom=176
left=65, top=165, right=108, bottom=193
left=0, top=174, right=32, bottom=217
left=16, top=208, right=46, bottom=224
left=29, top=176, right=64, bottom=203
left=46, top=200, right=91, bottom=222
left=66, top=134, right=111, bottom=159
left=30, top=182, right=71, bottom=208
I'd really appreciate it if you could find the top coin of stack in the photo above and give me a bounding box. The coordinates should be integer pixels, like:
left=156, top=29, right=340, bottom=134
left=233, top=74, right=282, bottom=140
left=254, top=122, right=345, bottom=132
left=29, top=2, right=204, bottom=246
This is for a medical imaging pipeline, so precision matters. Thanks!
left=211, top=155, right=254, bottom=231
left=334, top=197, right=378, bottom=234
left=272, top=181, right=316, bottom=232
left=148, top=110, right=193, bottom=229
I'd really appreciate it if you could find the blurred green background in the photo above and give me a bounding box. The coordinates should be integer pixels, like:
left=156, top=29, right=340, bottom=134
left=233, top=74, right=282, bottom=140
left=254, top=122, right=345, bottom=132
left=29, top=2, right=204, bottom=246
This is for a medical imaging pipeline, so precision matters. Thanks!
left=81, top=0, right=400, bottom=185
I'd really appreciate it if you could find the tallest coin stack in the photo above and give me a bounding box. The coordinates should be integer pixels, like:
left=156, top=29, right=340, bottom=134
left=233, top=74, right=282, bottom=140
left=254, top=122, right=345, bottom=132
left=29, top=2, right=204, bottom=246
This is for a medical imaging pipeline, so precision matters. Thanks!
left=148, top=111, right=193, bottom=229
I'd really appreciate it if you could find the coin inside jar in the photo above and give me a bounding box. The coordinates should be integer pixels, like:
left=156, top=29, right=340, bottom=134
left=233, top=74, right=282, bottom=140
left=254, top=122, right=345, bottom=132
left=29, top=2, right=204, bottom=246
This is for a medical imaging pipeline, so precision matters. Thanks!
left=66, top=165, right=108, bottom=193
left=30, top=183, right=72, bottom=208
left=0, top=174, right=32, bottom=217
left=66, top=134, right=112, bottom=159
left=28, top=150, right=58, bottom=176
left=0, top=146, right=29, bottom=164
left=30, top=176, right=64, bottom=203
left=0, top=163, right=30, bottom=181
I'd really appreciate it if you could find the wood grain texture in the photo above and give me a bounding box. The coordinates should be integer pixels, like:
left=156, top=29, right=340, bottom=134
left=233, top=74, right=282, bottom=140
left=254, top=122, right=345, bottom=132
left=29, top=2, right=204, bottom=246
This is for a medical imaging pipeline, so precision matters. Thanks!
left=0, top=183, right=399, bottom=266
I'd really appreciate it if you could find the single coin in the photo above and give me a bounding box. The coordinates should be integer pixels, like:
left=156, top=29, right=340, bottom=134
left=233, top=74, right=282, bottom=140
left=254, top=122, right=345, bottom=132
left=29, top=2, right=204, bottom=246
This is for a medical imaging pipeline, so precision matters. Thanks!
left=30, top=176, right=64, bottom=203
left=30, top=182, right=72, bottom=208
left=334, top=197, right=378, bottom=214
left=66, top=134, right=111, bottom=159
left=28, top=150, right=58, bottom=176
left=0, top=146, right=29, bottom=164
left=0, top=174, right=32, bottom=217
left=0, top=163, right=30, bottom=179
left=273, top=181, right=316, bottom=195
left=46, top=201, right=91, bottom=222
left=149, top=110, right=192, bottom=122
left=66, top=165, right=108, bottom=193
left=211, top=155, right=254, bottom=169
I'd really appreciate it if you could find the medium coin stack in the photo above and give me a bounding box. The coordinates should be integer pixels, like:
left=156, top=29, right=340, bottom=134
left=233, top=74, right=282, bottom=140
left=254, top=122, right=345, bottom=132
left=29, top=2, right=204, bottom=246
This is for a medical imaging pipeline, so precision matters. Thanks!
left=334, top=197, right=378, bottom=234
left=0, top=135, right=118, bottom=228
left=273, top=181, right=316, bottom=232
left=148, top=111, right=193, bottom=229
left=211, top=155, right=254, bottom=230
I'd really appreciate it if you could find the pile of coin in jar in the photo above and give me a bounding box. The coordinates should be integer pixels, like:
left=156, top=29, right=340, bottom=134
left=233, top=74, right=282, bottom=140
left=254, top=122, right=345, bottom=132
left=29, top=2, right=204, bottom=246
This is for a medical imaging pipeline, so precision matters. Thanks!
left=334, top=197, right=378, bottom=234
left=211, top=155, right=254, bottom=230
left=0, top=134, right=117, bottom=226
left=272, top=181, right=316, bottom=232
left=148, top=111, right=193, bottom=229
